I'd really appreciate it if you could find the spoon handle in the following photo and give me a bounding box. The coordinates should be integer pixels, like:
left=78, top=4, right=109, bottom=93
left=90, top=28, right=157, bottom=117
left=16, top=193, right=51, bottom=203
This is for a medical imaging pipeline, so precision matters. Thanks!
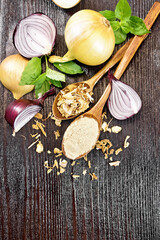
left=87, top=38, right=132, bottom=88
left=114, top=1, right=160, bottom=79
left=88, top=1, right=160, bottom=123
left=87, top=83, right=111, bottom=124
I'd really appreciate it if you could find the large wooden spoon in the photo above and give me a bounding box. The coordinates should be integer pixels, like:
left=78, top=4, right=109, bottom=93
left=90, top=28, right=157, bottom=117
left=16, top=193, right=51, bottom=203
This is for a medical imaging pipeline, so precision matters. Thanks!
left=62, top=1, right=160, bottom=160
left=52, top=39, right=132, bottom=120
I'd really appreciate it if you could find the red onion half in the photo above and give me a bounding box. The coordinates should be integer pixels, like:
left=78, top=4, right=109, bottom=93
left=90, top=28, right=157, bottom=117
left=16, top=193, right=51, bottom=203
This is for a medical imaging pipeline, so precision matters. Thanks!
left=13, top=13, right=56, bottom=58
left=5, top=87, right=55, bottom=133
left=107, top=71, right=142, bottom=120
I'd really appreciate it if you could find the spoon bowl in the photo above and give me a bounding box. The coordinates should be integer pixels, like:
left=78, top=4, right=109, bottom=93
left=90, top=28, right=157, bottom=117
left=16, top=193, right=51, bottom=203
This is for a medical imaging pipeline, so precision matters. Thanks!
left=52, top=82, right=91, bottom=120
left=52, top=39, right=132, bottom=120
left=62, top=114, right=101, bottom=160
left=61, top=1, right=159, bottom=159
left=62, top=84, right=111, bottom=159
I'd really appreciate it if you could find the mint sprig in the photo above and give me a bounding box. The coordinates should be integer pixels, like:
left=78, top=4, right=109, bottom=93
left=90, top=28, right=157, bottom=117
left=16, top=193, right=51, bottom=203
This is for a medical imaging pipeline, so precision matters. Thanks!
left=20, top=56, right=84, bottom=98
left=100, top=0, right=150, bottom=44
left=20, top=57, right=42, bottom=86
left=53, top=61, right=84, bottom=75
left=20, top=56, right=66, bottom=98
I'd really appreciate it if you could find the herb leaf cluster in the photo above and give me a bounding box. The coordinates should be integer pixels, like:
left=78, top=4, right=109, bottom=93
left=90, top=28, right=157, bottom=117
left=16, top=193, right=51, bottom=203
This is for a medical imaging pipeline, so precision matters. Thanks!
left=20, top=57, right=65, bottom=98
left=100, top=0, right=150, bottom=44
left=20, top=57, right=83, bottom=98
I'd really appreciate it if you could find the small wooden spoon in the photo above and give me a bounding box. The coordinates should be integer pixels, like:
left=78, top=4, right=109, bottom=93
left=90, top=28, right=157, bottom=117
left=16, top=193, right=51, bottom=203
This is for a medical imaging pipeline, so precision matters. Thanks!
left=52, top=39, right=132, bottom=120
left=62, top=1, right=160, bottom=159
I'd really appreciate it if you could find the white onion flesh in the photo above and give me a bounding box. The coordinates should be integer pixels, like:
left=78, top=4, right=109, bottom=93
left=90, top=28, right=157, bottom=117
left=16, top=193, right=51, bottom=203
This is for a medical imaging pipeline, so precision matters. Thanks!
left=14, top=105, right=41, bottom=132
left=13, top=13, right=56, bottom=58
left=108, top=79, right=142, bottom=120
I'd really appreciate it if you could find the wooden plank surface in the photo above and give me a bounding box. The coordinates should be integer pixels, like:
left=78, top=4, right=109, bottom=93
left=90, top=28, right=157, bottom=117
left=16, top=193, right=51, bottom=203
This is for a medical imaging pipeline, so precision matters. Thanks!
left=0, top=0, right=159, bottom=239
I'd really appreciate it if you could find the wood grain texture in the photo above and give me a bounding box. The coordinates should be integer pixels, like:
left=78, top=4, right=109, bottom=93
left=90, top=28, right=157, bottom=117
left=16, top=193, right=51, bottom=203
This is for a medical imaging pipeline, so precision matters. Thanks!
left=0, top=0, right=160, bottom=239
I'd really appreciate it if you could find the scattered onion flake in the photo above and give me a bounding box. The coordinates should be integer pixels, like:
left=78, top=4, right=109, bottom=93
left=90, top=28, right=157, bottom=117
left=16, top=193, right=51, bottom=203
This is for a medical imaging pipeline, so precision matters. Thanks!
left=36, top=141, right=44, bottom=153
left=101, top=118, right=113, bottom=133
left=109, top=161, right=120, bottom=167
left=13, top=13, right=56, bottom=58
left=54, top=148, right=62, bottom=154
left=102, top=112, right=107, bottom=120
left=28, top=139, right=39, bottom=149
left=72, top=175, right=80, bottom=179
left=107, top=71, right=142, bottom=120
left=71, top=161, right=76, bottom=166
left=101, top=121, right=111, bottom=133
left=54, top=147, right=63, bottom=157
left=60, top=167, right=65, bottom=174
left=53, top=159, right=59, bottom=169
left=83, top=169, right=87, bottom=175
left=42, top=112, right=52, bottom=121
left=44, top=158, right=68, bottom=175
left=111, top=126, right=122, bottom=133
left=33, top=120, right=47, bottom=137
left=34, top=113, right=43, bottom=119
left=124, top=136, right=130, bottom=148
left=88, top=161, right=91, bottom=169
left=96, top=139, right=113, bottom=153
left=59, top=159, right=68, bottom=168
left=115, top=148, right=123, bottom=155
left=109, top=149, right=115, bottom=155
left=50, top=114, right=62, bottom=127
left=30, top=133, right=39, bottom=138
left=54, top=130, right=60, bottom=140
left=89, top=173, right=98, bottom=180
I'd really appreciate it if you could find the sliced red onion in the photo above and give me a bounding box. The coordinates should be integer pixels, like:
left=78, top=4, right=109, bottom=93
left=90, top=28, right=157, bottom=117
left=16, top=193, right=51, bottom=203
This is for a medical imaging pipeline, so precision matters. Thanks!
left=5, top=87, right=55, bottom=133
left=13, top=13, right=56, bottom=58
left=107, top=71, right=142, bottom=120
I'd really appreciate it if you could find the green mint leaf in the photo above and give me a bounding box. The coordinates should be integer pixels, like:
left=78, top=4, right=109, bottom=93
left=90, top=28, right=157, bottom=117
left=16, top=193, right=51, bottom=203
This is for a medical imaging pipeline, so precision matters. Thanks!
left=53, top=61, right=83, bottom=75
left=20, top=57, right=42, bottom=85
left=114, top=28, right=127, bottom=44
left=32, top=73, right=46, bottom=88
left=110, top=21, right=120, bottom=31
left=49, top=79, right=62, bottom=88
left=46, top=68, right=65, bottom=82
left=115, top=0, right=131, bottom=20
left=127, top=16, right=150, bottom=35
left=35, top=80, right=50, bottom=99
left=99, top=10, right=116, bottom=21
left=120, top=21, right=132, bottom=34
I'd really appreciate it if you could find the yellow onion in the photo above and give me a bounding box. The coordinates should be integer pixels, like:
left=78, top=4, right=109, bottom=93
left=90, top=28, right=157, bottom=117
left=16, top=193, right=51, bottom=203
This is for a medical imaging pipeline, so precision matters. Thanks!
left=49, top=9, right=115, bottom=66
left=0, top=54, right=34, bottom=99
left=52, top=0, right=81, bottom=9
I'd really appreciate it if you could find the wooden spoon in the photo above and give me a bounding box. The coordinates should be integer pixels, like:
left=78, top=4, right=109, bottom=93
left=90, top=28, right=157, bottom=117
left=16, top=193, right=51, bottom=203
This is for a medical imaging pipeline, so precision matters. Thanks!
left=52, top=38, right=132, bottom=120
left=62, top=1, right=160, bottom=160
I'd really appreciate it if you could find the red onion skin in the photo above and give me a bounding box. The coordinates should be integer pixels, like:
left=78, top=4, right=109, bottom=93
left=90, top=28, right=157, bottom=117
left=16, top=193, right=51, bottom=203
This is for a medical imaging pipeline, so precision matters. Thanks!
left=13, top=13, right=57, bottom=59
left=108, top=70, right=118, bottom=83
left=5, top=87, right=55, bottom=130
left=5, top=100, right=40, bottom=128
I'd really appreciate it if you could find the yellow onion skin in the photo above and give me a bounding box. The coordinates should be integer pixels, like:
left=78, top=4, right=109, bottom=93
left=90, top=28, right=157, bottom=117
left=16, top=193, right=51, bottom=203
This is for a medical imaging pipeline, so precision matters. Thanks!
left=65, top=10, right=115, bottom=66
left=0, top=54, right=34, bottom=99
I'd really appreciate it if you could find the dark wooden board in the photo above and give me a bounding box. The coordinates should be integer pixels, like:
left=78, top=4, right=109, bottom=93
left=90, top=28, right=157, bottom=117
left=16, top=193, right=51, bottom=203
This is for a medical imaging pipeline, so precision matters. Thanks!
left=0, top=0, right=159, bottom=239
